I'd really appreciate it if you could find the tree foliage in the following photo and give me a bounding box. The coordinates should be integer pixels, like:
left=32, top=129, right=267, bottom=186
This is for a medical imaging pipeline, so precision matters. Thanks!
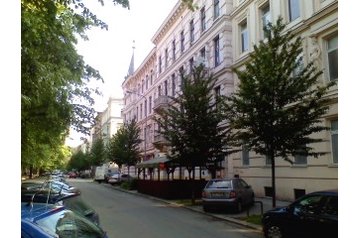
left=225, top=17, right=335, bottom=207
left=67, top=149, right=91, bottom=172
left=155, top=65, right=231, bottom=179
left=107, top=119, right=141, bottom=169
left=89, top=137, right=107, bottom=166
left=21, top=0, right=129, bottom=172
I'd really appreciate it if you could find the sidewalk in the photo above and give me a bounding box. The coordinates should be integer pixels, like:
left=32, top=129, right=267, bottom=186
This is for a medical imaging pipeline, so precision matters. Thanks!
left=102, top=183, right=291, bottom=231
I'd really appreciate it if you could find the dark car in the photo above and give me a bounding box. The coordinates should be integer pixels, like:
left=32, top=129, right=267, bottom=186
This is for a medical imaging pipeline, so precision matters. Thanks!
left=22, top=190, right=100, bottom=225
left=201, top=178, right=255, bottom=212
left=262, top=190, right=338, bottom=238
left=22, top=203, right=108, bottom=238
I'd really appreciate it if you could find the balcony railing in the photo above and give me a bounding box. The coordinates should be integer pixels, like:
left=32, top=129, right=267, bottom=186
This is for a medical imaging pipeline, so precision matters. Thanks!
left=153, top=95, right=170, bottom=112
left=153, top=134, right=168, bottom=145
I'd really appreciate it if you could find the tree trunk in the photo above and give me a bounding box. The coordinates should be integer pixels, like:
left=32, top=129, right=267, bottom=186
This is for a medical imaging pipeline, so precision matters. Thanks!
left=190, top=165, right=195, bottom=205
left=270, top=151, right=276, bottom=208
left=29, top=165, right=33, bottom=179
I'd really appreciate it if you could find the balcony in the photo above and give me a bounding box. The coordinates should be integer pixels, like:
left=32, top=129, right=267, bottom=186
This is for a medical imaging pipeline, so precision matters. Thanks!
left=153, top=134, right=169, bottom=151
left=153, top=95, right=170, bottom=112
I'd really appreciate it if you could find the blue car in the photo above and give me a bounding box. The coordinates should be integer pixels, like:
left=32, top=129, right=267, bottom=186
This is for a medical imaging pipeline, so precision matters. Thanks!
left=21, top=203, right=108, bottom=238
left=262, top=190, right=338, bottom=238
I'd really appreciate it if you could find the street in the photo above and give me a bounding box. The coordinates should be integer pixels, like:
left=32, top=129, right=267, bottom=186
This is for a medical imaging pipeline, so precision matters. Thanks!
left=69, top=179, right=263, bottom=238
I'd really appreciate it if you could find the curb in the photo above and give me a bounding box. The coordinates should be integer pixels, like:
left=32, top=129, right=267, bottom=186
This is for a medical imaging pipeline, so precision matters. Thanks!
left=100, top=182, right=262, bottom=231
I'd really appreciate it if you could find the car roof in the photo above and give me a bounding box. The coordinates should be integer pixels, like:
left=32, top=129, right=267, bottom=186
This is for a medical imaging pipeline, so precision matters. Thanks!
left=21, top=190, right=79, bottom=204
left=307, top=189, right=338, bottom=196
left=21, top=202, right=65, bottom=221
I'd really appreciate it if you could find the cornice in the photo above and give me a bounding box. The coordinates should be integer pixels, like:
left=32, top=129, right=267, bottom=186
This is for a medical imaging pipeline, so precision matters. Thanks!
left=151, top=2, right=186, bottom=45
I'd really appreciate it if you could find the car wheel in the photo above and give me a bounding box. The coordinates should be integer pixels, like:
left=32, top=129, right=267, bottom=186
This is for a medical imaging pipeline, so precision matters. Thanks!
left=265, top=224, right=284, bottom=238
left=203, top=205, right=209, bottom=212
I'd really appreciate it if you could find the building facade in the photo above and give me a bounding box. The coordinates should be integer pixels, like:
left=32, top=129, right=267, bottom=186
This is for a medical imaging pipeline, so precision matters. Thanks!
left=121, top=0, right=338, bottom=201
left=90, top=97, right=125, bottom=147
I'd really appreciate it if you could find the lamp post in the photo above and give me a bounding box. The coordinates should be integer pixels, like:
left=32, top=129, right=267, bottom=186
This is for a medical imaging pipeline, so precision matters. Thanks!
left=126, top=90, right=148, bottom=162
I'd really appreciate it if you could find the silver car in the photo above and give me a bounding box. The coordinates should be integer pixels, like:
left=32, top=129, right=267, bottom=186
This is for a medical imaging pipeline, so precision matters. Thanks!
left=202, top=178, right=255, bottom=212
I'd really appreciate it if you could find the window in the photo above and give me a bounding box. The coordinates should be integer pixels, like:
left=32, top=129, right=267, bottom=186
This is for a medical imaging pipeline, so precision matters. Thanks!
left=293, top=195, right=323, bottom=216
left=140, top=104, right=142, bottom=119
left=189, top=57, right=194, bottom=73
left=164, top=80, right=168, bottom=96
left=165, top=48, right=168, bottom=68
left=198, top=47, right=206, bottom=67
left=172, top=39, right=176, bottom=61
left=200, top=47, right=206, bottom=59
left=171, top=74, right=176, bottom=96
left=180, top=31, right=185, bottom=53
left=293, top=53, right=304, bottom=77
left=179, top=66, right=185, bottom=89
left=294, top=145, right=307, bottom=165
left=145, top=75, right=149, bottom=89
left=214, top=86, right=220, bottom=108
left=149, top=96, right=152, bottom=114
left=265, top=155, right=271, bottom=165
left=327, top=35, right=338, bottom=81
left=214, top=0, right=220, bottom=19
left=240, top=21, right=249, bottom=52
left=288, top=0, right=300, bottom=21
left=142, top=80, right=144, bottom=93
left=242, top=145, right=249, bottom=165
left=158, top=55, right=162, bottom=74
left=144, top=100, right=147, bottom=117
left=190, top=19, right=195, bottom=43
left=330, top=120, right=338, bottom=163
left=214, top=35, right=220, bottom=67
left=201, top=7, right=206, bottom=32
left=158, top=85, right=162, bottom=96
left=150, top=70, right=153, bottom=85
left=261, top=4, right=271, bottom=38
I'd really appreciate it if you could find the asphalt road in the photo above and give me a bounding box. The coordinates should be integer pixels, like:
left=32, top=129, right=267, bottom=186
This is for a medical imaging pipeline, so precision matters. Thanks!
left=69, top=179, right=263, bottom=238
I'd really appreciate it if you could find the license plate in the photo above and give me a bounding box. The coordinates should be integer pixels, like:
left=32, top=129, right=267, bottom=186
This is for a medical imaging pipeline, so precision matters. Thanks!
left=211, top=192, right=224, bottom=198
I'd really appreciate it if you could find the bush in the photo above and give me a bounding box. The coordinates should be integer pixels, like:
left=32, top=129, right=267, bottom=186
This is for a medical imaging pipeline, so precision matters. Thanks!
left=120, top=179, right=138, bottom=190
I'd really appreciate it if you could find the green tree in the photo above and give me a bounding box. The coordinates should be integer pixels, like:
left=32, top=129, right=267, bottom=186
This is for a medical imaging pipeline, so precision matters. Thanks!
left=21, top=0, right=129, bottom=172
left=67, top=149, right=91, bottom=172
left=107, top=119, right=141, bottom=174
left=225, top=17, right=335, bottom=207
left=90, top=137, right=107, bottom=166
left=155, top=65, right=231, bottom=179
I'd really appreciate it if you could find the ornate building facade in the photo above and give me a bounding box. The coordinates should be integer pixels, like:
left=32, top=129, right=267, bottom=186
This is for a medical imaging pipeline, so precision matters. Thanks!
left=121, top=0, right=338, bottom=200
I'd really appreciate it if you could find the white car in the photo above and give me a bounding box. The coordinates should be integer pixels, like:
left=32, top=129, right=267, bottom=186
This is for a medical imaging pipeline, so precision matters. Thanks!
left=108, top=173, right=133, bottom=185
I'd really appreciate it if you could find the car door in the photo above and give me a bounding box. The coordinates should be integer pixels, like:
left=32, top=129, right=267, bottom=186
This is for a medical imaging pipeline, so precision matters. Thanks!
left=287, top=194, right=326, bottom=238
left=315, top=195, right=338, bottom=238
left=237, top=179, right=250, bottom=204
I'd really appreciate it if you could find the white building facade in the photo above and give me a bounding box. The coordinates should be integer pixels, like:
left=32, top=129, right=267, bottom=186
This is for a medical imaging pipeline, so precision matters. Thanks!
left=121, top=0, right=338, bottom=201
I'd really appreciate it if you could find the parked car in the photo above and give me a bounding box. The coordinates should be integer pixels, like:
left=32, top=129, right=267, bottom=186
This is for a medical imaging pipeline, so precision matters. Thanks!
left=105, top=171, right=120, bottom=183
left=22, top=179, right=80, bottom=195
left=262, top=190, right=338, bottom=238
left=201, top=178, right=255, bottom=212
left=68, top=171, right=77, bottom=178
left=22, top=189, right=100, bottom=225
left=22, top=203, right=108, bottom=238
left=108, top=173, right=133, bottom=185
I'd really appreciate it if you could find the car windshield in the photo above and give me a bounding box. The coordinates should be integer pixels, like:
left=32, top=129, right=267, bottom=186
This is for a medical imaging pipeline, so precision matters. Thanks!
left=206, top=180, right=232, bottom=189
left=36, top=209, right=105, bottom=238
left=62, top=196, right=95, bottom=217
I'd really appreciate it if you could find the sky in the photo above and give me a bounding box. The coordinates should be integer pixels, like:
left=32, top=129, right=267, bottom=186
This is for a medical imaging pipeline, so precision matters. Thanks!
left=66, top=0, right=178, bottom=147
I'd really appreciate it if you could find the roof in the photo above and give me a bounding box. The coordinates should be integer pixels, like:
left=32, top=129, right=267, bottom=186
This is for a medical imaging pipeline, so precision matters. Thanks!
left=21, top=203, right=65, bottom=220
left=136, top=156, right=169, bottom=168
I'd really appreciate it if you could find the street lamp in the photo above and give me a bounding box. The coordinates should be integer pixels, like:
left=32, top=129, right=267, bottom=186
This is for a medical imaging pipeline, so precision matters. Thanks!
left=126, top=90, right=148, bottom=162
